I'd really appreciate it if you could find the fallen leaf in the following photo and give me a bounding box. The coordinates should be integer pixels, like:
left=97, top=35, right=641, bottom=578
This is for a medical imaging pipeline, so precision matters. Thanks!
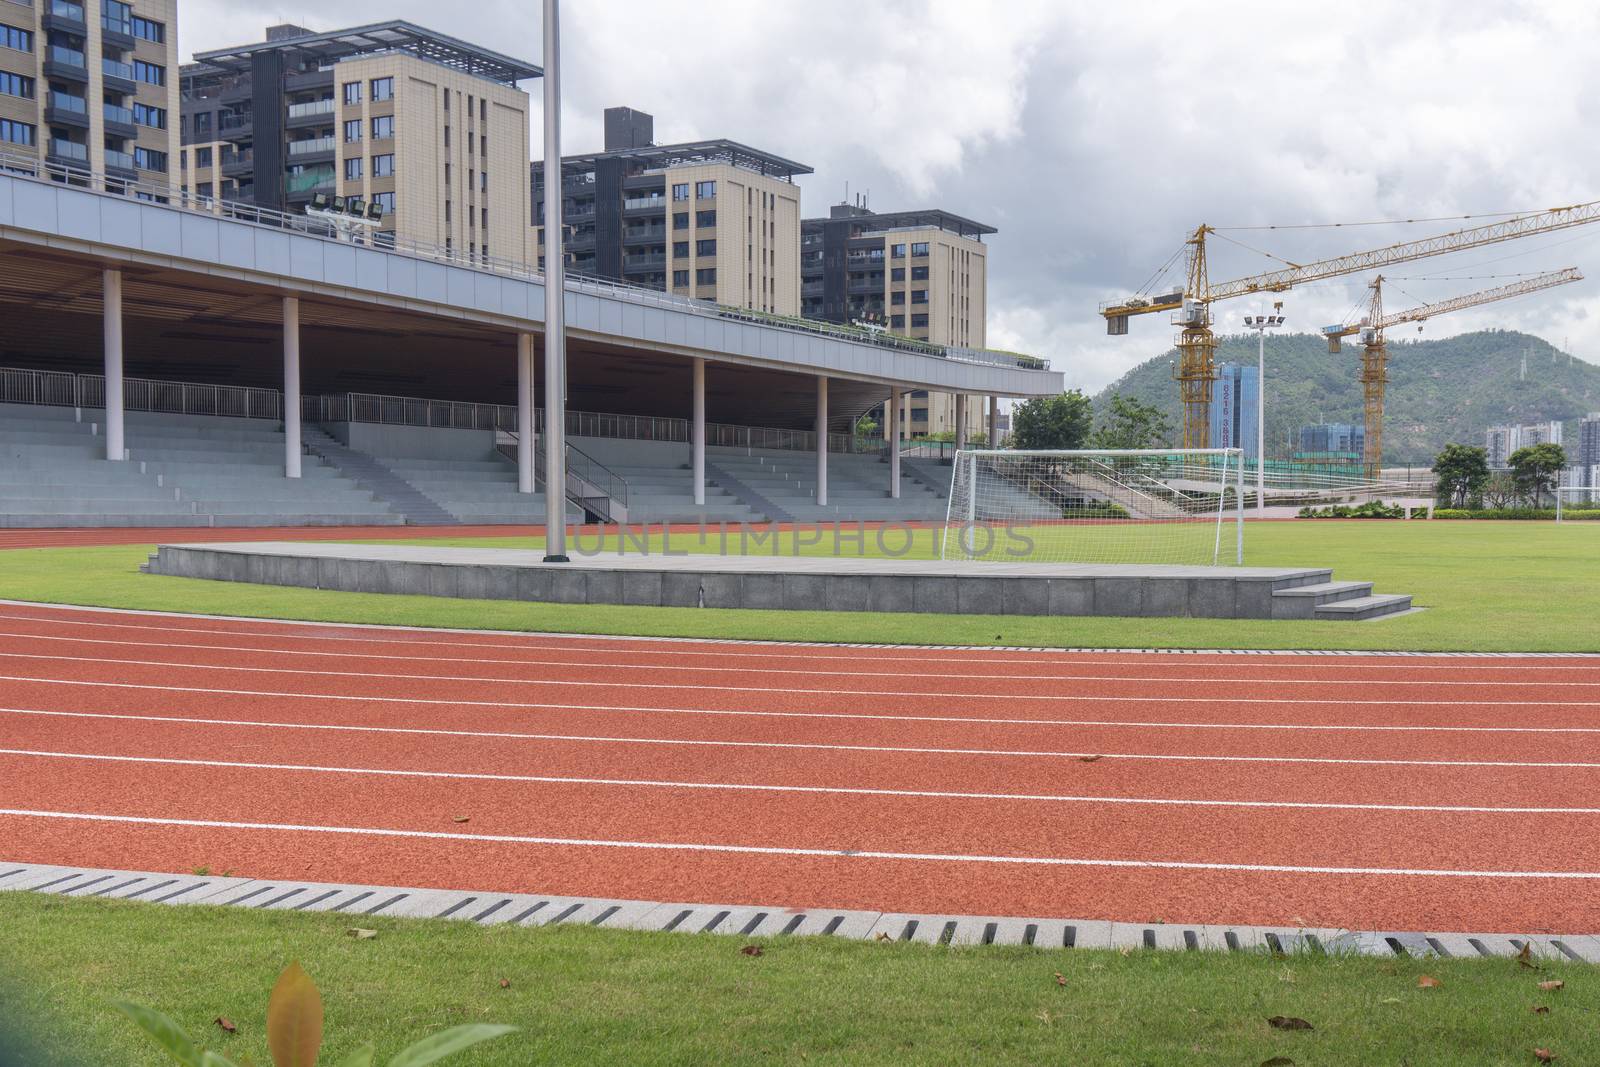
left=452, top=815, right=470, bottom=824
left=1517, top=943, right=1538, bottom=969
left=1531, top=1005, right=1550, bottom=1014
left=1053, top=972, right=1066, bottom=987
left=1534, top=1049, right=1555, bottom=1063
left=498, top=978, right=510, bottom=989
left=1380, top=997, right=1401, bottom=1005
left=213, top=1017, right=237, bottom=1035
left=346, top=928, right=377, bottom=940
left=1261, top=1058, right=1296, bottom=1067
left=1538, top=980, right=1565, bottom=992
left=1078, top=755, right=1104, bottom=763
left=874, top=931, right=892, bottom=942
left=1267, top=1016, right=1314, bottom=1031
left=1418, top=974, right=1442, bottom=989
left=740, top=944, right=763, bottom=957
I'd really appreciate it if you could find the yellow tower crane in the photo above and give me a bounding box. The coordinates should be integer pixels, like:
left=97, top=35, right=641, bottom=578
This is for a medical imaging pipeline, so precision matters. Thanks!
left=1101, top=202, right=1600, bottom=449
left=1321, top=267, right=1583, bottom=476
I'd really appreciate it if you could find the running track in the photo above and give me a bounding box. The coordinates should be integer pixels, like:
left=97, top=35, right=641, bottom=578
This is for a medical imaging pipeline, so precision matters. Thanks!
left=1, top=600, right=1598, bottom=934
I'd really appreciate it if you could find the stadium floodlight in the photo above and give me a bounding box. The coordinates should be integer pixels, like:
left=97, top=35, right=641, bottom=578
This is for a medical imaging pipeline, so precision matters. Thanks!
left=1242, top=302, right=1285, bottom=515
left=942, top=448, right=1245, bottom=567
left=305, top=191, right=382, bottom=243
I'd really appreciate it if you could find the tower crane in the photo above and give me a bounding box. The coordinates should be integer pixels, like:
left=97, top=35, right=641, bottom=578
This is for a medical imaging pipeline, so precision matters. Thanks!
left=1321, top=267, right=1583, bottom=476
left=1102, top=202, right=1600, bottom=448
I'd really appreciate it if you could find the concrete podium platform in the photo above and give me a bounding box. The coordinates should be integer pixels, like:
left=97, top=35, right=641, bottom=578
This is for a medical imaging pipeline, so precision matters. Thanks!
left=145, top=541, right=1414, bottom=620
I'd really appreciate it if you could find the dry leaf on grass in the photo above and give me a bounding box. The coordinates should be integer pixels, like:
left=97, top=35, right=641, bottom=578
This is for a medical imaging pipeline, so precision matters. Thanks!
left=1531, top=1005, right=1550, bottom=1014
left=498, top=978, right=510, bottom=989
left=1517, top=943, right=1538, bottom=969
left=1053, top=972, right=1067, bottom=986
left=1266, top=1016, right=1314, bottom=1031
left=1418, top=975, right=1442, bottom=989
left=346, top=928, right=377, bottom=940
left=1537, top=980, right=1565, bottom=992
left=213, top=1017, right=237, bottom=1034
left=1534, top=1049, right=1555, bottom=1063
left=740, top=945, right=763, bottom=957
left=1260, top=1058, right=1296, bottom=1067
left=874, top=931, right=892, bottom=942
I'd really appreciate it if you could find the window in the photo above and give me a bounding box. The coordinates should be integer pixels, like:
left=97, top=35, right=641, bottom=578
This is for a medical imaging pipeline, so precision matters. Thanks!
left=131, top=15, right=164, bottom=42
left=371, top=154, right=394, bottom=178
left=445, top=201, right=451, bottom=223
left=479, top=171, right=486, bottom=192
left=672, top=241, right=689, bottom=257
left=890, top=267, right=905, bottom=281
left=443, top=125, right=449, bottom=147
left=103, top=0, right=131, bottom=33
left=696, top=210, right=716, bottom=227
left=695, top=180, right=715, bottom=200
left=911, top=313, right=929, bottom=328
left=890, top=291, right=905, bottom=306
left=696, top=268, right=717, bottom=285
left=371, top=115, right=393, bottom=139
left=132, top=102, right=165, bottom=129
left=481, top=207, right=487, bottom=228
left=370, top=77, right=393, bottom=102
left=343, top=82, right=360, bottom=105
left=673, top=211, right=688, bottom=230
left=343, top=119, right=361, bottom=143
left=1, top=23, right=34, bottom=51
left=132, top=60, right=165, bottom=87
left=343, top=157, right=362, bottom=180
left=372, top=191, right=394, bottom=214
left=890, top=243, right=906, bottom=258
left=197, top=181, right=212, bottom=197
left=696, top=239, right=716, bottom=256
left=192, top=112, right=211, bottom=138
left=1, top=118, right=34, bottom=146
left=671, top=183, right=689, bottom=201
left=467, top=131, right=474, bottom=153
left=911, top=242, right=930, bottom=257
left=0, top=72, right=31, bottom=99
left=194, top=146, right=212, bottom=167
left=910, top=265, right=930, bottom=281
left=890, top=315, right=905, bottom=329
left=133, top=146, right=167, bottom=172
left=480, top=98, right=486, bottom=122
left=911, top=290, right=928, bottom=304
left=673, top=270, right=689, bottom=287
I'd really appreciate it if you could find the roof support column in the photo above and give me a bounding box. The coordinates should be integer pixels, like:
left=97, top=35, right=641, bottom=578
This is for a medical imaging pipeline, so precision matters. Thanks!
left=282, top=296, right=301, bottom=479
left=692, top=357, right=706, bottom=507
left=517, top=332, right=534, bottom=494
left=888, top=386, right=901, bottom=499
left=815, top=374, right=829, bottom=509
left=988, top=395, right=1000, bottom=448
left=954, top=393, right=967, bottom=450
left=102, top=269, right=124, bottom=462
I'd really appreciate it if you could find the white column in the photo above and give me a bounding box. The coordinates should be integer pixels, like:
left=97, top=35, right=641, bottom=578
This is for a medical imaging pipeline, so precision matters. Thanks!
left=988, top=396, right=1000, bottom=447
left=517, top=332, right=534, bottom=493
left=692, top=357, right=706, bottom=506
left=282, top=297, right=301, bottom=479
left=954, top=393, right=967, bottom=447
left=815, top=374, right=829, bottom=508
left=102, top=269, right=124, bottom=461
left=888, top=386, right=901, bottom=499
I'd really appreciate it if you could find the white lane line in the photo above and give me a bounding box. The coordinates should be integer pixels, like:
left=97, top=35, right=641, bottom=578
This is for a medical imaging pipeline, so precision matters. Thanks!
left=6, top=707, right=1600, bottom=769
left=2, top=677, right=1599, bottom=734
left=0, top=608, right=1592, bottom=672
left=4, top=656, right=1599, bottom=708
left=4, top=807, right=1599, bottom=879
left=0, top=630, right=1594, bottom=689
left=5, top=747, right=1597, bottom=815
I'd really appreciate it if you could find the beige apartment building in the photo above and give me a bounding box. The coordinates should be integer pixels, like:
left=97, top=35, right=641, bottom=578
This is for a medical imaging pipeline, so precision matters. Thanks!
left=180, top=21, right=536, bottom=261
left=0, top=0, right=179, bottom=194
left=801, top=205, right=993, bottom=439
left=534, top=107, right=809, bottom=314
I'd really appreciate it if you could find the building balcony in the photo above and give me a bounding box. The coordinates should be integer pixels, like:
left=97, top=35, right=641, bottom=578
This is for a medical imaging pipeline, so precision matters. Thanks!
left=43, top=46, right=88, bottom=84
left=101, top=57, right=137, bottom=94
left=46, top=139, right=88, bottom=165
left=286, top=98, right=336, bottom=123
left=44, top=91, right=89, bottom=130
left=622, top=226, right=666, bottom=244
left=103, top=102, right=137, bottom=139
left=104, top=148, right=136, bottom=174
left=101, top=12, right=135, bottom=48
left=284, top=68, right=334, bottom=92
left=220, top=150, right=253, bottom=177
left=41, top=0, right=87, bottom=35
left=622, top=253, right=666, bottom=271
left=219, top=114, right=253, bottom=141
left=801, top=281, right=824, bottom=298
left=622, top=196, right=666, bottom=214
left=287, top=136, right=336, bottom=158
left=846, top=252, right=886, bottom=268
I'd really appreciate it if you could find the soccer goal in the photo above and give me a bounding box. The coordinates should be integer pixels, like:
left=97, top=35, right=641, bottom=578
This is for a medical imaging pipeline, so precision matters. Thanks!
left=941, top=448, right=1245, bottom=566
left=1555, top=485, right=1600, bottom=523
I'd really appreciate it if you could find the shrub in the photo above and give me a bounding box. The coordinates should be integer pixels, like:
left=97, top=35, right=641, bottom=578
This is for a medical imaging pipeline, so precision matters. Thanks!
left=1297, top=500, right=1406, bottom=519
left=1432, top=507, right=1600, bottom=521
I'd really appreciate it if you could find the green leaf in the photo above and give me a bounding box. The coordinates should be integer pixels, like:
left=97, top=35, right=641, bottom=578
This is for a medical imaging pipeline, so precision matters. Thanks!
left=112, top=1001, right=204, bottom=1067
left=266, top=961, right=324, bottom=1067
left=385, top=1025, right=518, bottom=1067
left=329, top=1045, right=376, bottom=1067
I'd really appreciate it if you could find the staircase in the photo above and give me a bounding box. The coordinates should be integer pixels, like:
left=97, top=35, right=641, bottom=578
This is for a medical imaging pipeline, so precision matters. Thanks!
left=1270, top=577, right=1414, bottom=620
left=301, top=428, right=458, bottom=526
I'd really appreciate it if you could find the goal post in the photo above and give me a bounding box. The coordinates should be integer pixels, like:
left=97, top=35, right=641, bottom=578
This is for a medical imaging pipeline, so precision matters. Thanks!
left=1555, top=485, right=1600, bottom=523
left=941, top=448, right=1246, bottom=566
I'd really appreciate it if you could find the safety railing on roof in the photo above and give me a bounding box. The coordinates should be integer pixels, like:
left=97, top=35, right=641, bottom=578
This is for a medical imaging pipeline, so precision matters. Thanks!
left=0, top=148, right=1051, bottom=374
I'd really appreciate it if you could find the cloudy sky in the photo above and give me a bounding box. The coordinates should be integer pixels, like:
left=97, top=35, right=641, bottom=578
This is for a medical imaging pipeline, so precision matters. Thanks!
left=182, top=0, right=1600, bottom=391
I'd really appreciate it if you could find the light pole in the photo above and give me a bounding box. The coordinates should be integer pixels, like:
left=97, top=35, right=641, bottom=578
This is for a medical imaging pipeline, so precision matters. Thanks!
left=1242, top=305, right=1284, bottom=516
left=541, top=0, right=568, bottom=561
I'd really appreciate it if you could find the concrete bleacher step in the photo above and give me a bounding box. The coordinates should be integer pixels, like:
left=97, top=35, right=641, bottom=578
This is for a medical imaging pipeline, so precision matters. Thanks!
left=1312, top=593, right=1414, bottom=621
left=1268, top=580, right=1374, bottom=619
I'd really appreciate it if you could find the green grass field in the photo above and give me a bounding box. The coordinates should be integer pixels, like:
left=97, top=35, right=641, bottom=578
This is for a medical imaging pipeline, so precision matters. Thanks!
left=0, top=521, right=1595, bottom=651
left=2, top=893, right=1595, bottom=1067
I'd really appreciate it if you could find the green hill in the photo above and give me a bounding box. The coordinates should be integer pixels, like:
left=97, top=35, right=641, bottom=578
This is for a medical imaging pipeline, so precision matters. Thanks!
left=1092, top=329, right=1600, bottom=465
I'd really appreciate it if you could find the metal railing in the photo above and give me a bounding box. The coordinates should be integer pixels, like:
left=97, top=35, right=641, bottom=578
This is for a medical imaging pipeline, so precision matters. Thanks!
left=101, top=57, right=133, bottom=81
left=103, top=102, right=133, bottom=125
left=47, top=140, right=87, bottom=162
left=287, top=98, right=335, bottom=119
left=104, top=149, right=134, bottom=171
left=47, top=90, right=86, bottom=114
left=288, top=136, right=336, bottom=156
left=49, top=45, right=86, bottom=68
left=49, top=0, right=85, bottom=19
left=1, top=366, right=283, bottom=419
left=0, top=148, right=1052, bottom=374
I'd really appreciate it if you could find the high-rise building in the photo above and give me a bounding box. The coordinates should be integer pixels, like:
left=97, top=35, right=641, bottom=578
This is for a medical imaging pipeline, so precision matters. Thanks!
left=1298, top=422, right=1364, bottom=456
left=532, top=107, right=809, bottom=314
left=1210, top=363, right=1261, bottom=459
left=179, top=22, right=537, bottom=262
left=0, top=0, right=180, bottom=195
left=1486, top=420, right=1563, bottom=467
left=801, top=203, right=994, bottom=439
left=1571, top=412, right=1600, bottom=488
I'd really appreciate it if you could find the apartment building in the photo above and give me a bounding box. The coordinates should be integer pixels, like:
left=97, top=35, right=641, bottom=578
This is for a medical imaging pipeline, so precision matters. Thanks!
left=0, top=0, right=179, bottom=193
left=1210, top=362, right=1261, bottom=459
left=1486, top=419, right=1563, bottom=467
left=179, top=21, right=537, bottom=262
left=533, top=107, right=809, bottom=314
left=801, top=203, right=993, bottom=439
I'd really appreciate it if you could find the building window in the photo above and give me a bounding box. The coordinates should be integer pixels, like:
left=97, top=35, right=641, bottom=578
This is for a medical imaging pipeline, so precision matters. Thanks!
left=197, top=181, right=212, bottom=197
left=131, top=15, right=164, bottom=42
left=890, top=243, right=906, bottom=258
left=132, top=60, right=165, bottom=87
left=911, top=290, right=928, bottom=304
left=343, top=82, right=361, bottom=105
left=479, top=171, right=486, bottom=191
left=911, top=313, right=929, bottom=328
left=0, top=118, right=32, bottom=146
left=890, top=315, right=905, bottom=329
left=103, top=0, right=132, bottom=33
left=696, top=268, right=717, bottom=285
left=0, top=24, right=32, bottom=52
left=696, top=210, right=716, bottom=227
left=132, top=103, right=165, bottom=129
left=192, top=112, right=212, bottom=139
left=133, top=146, right=167, bottom=172
left=890, top=291, right=905, bottom=306
left=371, top=115, right=394, bottom=139
left=370, top=77, right=393, bottom=102
left=194, top=146, right=212, bottom=167
left=911, top=242, right=930, bottom=257
left=343, top=119, right=361, bottom=143
left=372, top=191, right=394, bottom=214
left=671, top=183, right=689, bottom=201
left=673, top=212, right=688, bottom=230
left=672, top=241, right=689, bottom=258
left=911, top=265, right=930, bottom=281
left=696, top=180, right=715, bottom=200
left=672, top=270, right=689, bottom=287
left=371, top=154, right=394, bottom=178
left=0, top=71, right=31, bottom=99
left=344, top=157, right=362, bottom=180
left=696, top=239, right=716, bottom=256
left=481, top=206, right=487, bottom=228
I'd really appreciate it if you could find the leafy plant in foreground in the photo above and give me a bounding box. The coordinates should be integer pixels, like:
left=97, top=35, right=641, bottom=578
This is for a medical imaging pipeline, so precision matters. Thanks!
left=113, top=960, right=516, bottom=1067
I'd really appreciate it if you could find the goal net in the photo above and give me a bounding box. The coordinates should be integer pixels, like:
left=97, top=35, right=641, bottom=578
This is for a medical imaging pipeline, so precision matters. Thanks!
left=1555, top=485, right=1600, bottom=523
left=941, top=448, right=1245, bottom=566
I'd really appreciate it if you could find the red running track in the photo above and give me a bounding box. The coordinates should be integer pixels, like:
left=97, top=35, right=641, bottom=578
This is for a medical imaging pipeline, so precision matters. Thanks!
left=0, top=600, right=1598, bottom=933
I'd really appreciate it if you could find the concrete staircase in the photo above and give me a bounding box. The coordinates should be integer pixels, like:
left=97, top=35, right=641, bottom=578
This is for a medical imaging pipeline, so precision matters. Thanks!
left=706, top=448, right=948, bottom=523
left=1269, top=576, right=1413, bottom=620
left=301, top=427, right=458, bottom=526
left=373, top=452, right=582, bottom=526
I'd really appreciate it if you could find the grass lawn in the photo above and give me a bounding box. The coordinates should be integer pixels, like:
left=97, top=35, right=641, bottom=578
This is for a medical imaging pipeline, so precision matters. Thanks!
left=1, top=893, right=1594, bottom=1067
left=0, top=520, right=1595, bottom=651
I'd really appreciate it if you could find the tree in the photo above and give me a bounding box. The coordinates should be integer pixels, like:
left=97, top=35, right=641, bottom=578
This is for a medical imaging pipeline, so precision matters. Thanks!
left=1508, top=442, right=1567, bottom=507
left=1011, top=390, right=1093, bottom=450
left=854, top=412, right=880, bottom=441
left=1432, top=443, right=1490, bottom=507
left=1482, top=470, right=1519, bottom=510
left=1091, top=393, right=1172, bottom=450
